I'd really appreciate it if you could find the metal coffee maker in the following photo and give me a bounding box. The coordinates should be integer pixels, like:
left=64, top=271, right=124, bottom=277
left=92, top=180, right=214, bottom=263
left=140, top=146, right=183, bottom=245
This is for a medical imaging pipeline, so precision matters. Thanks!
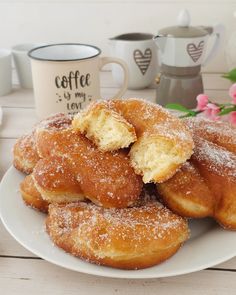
left=153, top=10, right=224, bottom=108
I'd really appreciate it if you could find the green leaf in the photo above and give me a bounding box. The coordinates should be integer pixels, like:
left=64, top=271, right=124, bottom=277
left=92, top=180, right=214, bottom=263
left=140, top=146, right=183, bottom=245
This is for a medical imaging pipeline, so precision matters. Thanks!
left=165, top=103, right=191, bottom=113
left=219, top=106, right=236, bottom=116
left=179, top=113, right=196, bottom=118
left=222, top=68, right=236, bottom=82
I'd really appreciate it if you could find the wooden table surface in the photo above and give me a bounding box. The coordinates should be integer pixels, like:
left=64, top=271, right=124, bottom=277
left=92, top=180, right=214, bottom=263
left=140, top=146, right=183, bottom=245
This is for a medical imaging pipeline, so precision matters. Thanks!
left=1, top=71, right=236, bottom=295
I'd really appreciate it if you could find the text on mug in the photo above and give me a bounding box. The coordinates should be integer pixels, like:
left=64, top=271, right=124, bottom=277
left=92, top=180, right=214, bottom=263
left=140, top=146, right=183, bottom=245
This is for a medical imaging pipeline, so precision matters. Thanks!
left=55, top=70, right=91, bottom=90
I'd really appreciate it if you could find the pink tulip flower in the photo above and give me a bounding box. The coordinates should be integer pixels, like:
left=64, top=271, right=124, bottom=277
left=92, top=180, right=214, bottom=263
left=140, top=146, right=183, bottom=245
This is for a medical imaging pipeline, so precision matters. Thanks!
left=196, top=94, right=209, bottom=110
left=229, top=83, right=236, bottom=104
left=229, top=111, right=236, bottom=125
left=204, top=103, right=220, bottom=120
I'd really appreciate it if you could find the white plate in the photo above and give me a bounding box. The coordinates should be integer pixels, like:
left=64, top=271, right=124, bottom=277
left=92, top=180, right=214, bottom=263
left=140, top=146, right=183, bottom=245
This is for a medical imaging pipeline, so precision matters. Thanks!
left=1, top=166, right=236, bottom=279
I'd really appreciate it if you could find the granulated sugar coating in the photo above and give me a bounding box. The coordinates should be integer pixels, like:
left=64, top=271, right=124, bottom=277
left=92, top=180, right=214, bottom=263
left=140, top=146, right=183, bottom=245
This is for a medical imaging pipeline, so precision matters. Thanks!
left=13, top=131, right=40, bottom=174
left=193, top=138, right=236, bottom=179
left=185, top=117, right=236, bottom=154
left=75, top=98, right=194, bottom=183
left=100, top=98, right=194, bottom=143
left=46, top=200, right=189, bottom=269
left=33, top=113, right=143, bottom=208
left=184, top=117, right=236, bottom=179
left=157, top=116, right=236, bottom=230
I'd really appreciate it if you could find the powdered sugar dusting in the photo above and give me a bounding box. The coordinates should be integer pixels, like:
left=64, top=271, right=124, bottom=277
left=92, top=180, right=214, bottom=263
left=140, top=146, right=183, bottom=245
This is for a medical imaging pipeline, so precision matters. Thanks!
left=193, top=138, right=236, bottom=179
left=101, top=98, right=194, bottom=147
left=186, top=117, right=236, bottom=148
left=152, top=119, right=192, bottom=143
left=33, top=112, right=142, bottom=207
left=48, top=200, right=188, bottom=250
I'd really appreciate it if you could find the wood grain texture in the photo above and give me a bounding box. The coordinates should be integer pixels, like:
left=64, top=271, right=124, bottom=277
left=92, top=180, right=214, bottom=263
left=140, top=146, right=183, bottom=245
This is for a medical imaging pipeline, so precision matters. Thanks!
left=0, top=258, right=236, bottom=295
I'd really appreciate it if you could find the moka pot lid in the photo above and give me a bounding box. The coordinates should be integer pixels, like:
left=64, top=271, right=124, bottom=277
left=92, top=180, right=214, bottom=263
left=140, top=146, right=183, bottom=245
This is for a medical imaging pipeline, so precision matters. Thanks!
left=158, top=10, right=211, bottom=38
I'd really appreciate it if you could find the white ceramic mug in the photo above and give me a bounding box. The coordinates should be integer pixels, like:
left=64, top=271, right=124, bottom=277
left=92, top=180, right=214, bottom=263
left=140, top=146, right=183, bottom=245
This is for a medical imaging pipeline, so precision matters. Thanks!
left=29, top=43, right=129, bottom=118
left=0, top=49, right=12, bottom=96
left=12, top=43, right=46, bottom=89
left=109, top=33, right=159, bottom=89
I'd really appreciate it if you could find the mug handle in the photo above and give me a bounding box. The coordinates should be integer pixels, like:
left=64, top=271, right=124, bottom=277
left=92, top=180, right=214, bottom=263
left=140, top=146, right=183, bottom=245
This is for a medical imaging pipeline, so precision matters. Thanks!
left=99, top=57, right=129, bottom=99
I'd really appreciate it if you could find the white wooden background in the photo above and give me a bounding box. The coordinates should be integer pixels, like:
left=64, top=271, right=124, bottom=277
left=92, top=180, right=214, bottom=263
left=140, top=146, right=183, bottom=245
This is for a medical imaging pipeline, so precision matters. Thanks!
left=1, top=1, right=236, bottom=293
left=0, top=0, right=236, bottom=72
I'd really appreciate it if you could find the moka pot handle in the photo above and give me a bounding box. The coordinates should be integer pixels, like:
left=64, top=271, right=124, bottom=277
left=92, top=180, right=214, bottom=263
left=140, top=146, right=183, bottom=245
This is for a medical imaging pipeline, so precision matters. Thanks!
left=202, top=23, right=225, bottom=67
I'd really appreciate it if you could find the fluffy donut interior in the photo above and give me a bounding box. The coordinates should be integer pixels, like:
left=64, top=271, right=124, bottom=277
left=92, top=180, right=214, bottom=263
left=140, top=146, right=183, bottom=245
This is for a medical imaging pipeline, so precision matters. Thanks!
left=73, top=107, right=137, bottom=151
left=130, top=136, right=188, bottom=183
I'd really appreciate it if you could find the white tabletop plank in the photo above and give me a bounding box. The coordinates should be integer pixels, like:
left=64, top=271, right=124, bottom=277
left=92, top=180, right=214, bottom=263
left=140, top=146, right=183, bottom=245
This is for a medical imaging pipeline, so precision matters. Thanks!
left=0, top=108, right=37, bottom=138
left=0, top=87, right=34, bottom=108
left=0, top=258, right=236, bottom=295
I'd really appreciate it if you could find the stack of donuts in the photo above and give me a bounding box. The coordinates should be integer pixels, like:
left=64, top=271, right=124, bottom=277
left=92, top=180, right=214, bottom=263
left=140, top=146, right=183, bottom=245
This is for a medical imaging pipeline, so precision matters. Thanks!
left=13, top=98, right=236, bottom=270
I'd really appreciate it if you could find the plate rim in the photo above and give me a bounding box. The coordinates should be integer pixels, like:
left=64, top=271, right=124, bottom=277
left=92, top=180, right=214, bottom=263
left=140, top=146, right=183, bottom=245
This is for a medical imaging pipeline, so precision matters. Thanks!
left=1, top=166, right=236, bottom=279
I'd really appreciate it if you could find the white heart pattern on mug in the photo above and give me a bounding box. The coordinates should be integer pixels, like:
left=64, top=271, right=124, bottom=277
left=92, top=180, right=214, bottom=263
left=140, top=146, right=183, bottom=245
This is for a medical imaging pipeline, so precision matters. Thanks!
left=187, top=41, right=204, bottom=62
left=133, top=48, right=152, bottom=75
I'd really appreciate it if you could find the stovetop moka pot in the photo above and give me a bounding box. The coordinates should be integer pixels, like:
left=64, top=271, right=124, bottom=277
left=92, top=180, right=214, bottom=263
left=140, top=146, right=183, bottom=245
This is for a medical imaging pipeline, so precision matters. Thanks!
left=153, top=9, right=224, bottom=108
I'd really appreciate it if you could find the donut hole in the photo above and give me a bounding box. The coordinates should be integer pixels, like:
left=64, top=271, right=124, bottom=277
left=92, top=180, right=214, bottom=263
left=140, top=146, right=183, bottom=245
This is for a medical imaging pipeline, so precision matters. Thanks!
left=73, top=106, right=136, bottom=151
left=130, top=136, right=184, bottom=183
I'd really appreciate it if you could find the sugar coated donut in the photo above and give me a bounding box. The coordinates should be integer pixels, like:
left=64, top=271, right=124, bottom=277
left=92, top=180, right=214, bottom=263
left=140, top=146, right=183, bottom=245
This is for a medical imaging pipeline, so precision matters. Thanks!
left=32, top=155, right=85, bottom=204
left=157, top=117, right=236, bottom=229
left=13, top=132, right=40, bottom=174
left=20, top=174, right=49, bottom=213
left=72, top=98, right=194, bottom=183
left=13, top=113, right=71, bottom=174
left=32, top=117, right=143, bottom=208
left=46, top=201, right=189, bottom=269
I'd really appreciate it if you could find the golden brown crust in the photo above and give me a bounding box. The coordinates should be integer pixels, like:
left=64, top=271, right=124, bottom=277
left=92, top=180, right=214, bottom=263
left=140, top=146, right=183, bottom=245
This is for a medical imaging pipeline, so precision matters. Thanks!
left=192, top=138, right=236, bottom=229
left=13, top=133, right=40, bottom=174
left=20, top=175, right=49, bottom=213
left=157, top=118, right=236, bottom=229
left=157, top=162, right=214, bottom=218
left=33, top=125, right=143, bottom=208
left=13, top=113, right=72, bottom=174
left=33, top=156, right=85, bottom=204
left=33, top=136, right=142, bottom=207
left=185, top=117, right=236, bottom=154
left=73, top=99, right=194, bottom=183
left=14, top=110, right=142, bottom=208
left=35, top=114, right=73, bottom=158
left=46, top=201, right=189, bottom=270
